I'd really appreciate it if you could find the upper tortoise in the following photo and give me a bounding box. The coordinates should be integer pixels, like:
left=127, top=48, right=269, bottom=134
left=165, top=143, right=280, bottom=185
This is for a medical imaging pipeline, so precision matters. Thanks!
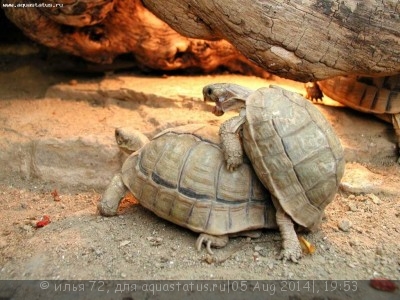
left=204, top=84, right=345, bottom=262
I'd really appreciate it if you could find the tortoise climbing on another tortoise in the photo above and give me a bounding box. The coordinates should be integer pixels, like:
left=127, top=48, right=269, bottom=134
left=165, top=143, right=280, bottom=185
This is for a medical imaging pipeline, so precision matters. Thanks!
left=305, top=75, right=400, bottom=163
left=98, top=124, right=277, bottom=254
left=204, top=84, right=345, bottom=262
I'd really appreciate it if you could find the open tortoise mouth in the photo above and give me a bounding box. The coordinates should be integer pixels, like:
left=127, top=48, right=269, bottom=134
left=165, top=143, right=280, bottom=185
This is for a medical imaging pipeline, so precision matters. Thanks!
left=202, top=87, right=225, bottom=116
left=212, top=104, right=224, bottom=116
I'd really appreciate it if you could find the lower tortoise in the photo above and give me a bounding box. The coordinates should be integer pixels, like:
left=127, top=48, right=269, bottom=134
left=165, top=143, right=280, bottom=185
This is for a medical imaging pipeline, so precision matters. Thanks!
left=98, top=124, right=278, bottom=254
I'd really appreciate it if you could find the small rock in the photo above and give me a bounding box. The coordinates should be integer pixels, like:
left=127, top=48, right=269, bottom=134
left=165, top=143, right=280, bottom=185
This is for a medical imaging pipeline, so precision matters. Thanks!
left=272, top=235, right=281, bottom=241
left=121, top=272, right=127, bottom=278
left=348, top=203, right=358, bottom=212
left=254, top=246, right=263, bottom=252
left=367, top=194, right=381, bottom=205
left=258, top=248, right=269, bottom=257
left=375, top=246, right=384, bottom=256
left=160, top=256, right=169, bottom=263
left=119, top=240, right=131, bottom=247
left=146, top=236, right=163, bottom=246
left=349, top=240, right=359, bottom=247
left=338, top=219, right=352, bottom=232
left=21, top=225, right=33, bottom=231
left=203, top=255, right=214, bottom=264
left=0, top=238, right=7, bottom=249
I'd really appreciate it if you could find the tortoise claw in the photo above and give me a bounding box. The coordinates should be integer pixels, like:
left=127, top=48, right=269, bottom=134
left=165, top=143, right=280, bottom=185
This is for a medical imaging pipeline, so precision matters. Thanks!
left=195, top=234, right=229, bottom=254
left=226, top=156, right=243, bottom=172
left=278, top=242, right=303, bottom=263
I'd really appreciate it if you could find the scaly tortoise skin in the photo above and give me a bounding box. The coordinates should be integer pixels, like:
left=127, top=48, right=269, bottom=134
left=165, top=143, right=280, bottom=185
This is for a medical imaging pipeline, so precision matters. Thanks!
left=204, top=84, right=345, bottom=262
left=98, top=124, right=277, bottom=254
left=305, top=75, right=400, bottom=163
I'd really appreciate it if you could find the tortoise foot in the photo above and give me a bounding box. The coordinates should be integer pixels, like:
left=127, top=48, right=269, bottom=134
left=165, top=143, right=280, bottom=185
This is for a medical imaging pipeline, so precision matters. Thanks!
left=195, top=234, right=229, bottom=255
left=304, top=82, right=323, bottom=101
left=226, top=155, right=243, bottom=172
left=98, top=174, right=127, bottom=216
left=279, top=241, right=303, bottom=263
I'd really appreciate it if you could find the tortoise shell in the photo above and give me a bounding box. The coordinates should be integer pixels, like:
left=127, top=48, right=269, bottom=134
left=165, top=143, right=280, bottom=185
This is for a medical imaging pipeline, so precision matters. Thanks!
left=241, top=86, right=345, bottom=230
left=121, top=126, right=277, bottom=235
left=317, top=75, right=400, bottom=115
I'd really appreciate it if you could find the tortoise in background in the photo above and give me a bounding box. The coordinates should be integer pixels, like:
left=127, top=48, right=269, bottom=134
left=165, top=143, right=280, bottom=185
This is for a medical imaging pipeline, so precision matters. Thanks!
left=204, top=84, right=345, bottom=262
left=98, top=124, right=277, bottom=254
left=305, top=75, right=400, bottom=163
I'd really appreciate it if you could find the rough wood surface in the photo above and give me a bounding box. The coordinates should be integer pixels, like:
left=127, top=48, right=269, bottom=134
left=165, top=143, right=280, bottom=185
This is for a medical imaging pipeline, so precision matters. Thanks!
left=2, top=0, right=268, bottom=77
left=143, top=0, right=400, bottom=81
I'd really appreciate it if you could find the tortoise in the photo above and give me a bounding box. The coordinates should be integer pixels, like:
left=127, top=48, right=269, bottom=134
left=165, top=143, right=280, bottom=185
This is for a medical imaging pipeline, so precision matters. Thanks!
left=203, top=84, right=345, bottom=262
left=305, top=75, right=400, bottom=163
left=98, top=124, right=278, bottom=254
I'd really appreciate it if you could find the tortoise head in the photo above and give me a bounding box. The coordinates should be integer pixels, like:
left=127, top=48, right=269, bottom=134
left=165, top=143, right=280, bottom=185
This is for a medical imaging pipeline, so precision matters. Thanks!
left=203, top=83, right=253, bottom=116
left=115, top=128, right=150, bottom=154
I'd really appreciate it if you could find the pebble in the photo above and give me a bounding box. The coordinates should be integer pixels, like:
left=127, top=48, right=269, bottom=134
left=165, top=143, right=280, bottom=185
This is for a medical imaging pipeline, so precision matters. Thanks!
left=121, top=272, right=127, bottom=278
left=0, top=238, right=7, bottom=249
left=348, top=203, right=358, bottom=212
left=338, top=219, right=352, bottom=232
left=258, top=248, right=269, bottom=257
left=146, top=237, right=163, bottom=246
left=21, top=225, right=33, bottom=231
left=349, top=240, right=359, bottom=248
left=254, top=246, right=263, bottom=252
left=119, top=240, right=131, bottom=247
left=367, top=193, right=381, bottom=205
left=375, top=246, right=384, bottom=256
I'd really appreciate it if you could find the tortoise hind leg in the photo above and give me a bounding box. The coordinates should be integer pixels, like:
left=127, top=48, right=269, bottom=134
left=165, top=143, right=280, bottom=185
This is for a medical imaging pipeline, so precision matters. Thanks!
left=392, top=113, right=400, bottom=163
left=274, top=200, right=303, bottom=263
left=98, top=173, right=128, bottom=216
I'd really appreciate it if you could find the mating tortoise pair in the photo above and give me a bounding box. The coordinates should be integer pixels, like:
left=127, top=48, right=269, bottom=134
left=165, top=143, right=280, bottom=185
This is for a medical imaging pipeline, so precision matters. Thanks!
left=98, top=84, right=345, bottom=262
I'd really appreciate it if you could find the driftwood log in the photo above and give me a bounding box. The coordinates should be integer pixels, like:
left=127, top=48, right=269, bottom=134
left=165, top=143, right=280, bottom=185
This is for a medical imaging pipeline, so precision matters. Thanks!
left=3, top=0, right=400, bottom=81
left=143, top=0, right=400, bottom=81
left=1, top=0, right=269, bottom=77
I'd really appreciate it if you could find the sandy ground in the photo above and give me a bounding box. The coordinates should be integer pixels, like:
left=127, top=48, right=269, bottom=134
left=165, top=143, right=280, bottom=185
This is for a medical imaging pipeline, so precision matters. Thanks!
left=0, top=45, right=399, bottom=299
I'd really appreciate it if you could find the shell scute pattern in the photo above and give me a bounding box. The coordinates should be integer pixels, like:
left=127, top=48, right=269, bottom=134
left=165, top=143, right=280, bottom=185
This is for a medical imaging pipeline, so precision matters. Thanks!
left=318, top=75, right=400, bottom=114
left=242, top=86, right=344, bottom=229
left=121, top=130, right=275, bottom=236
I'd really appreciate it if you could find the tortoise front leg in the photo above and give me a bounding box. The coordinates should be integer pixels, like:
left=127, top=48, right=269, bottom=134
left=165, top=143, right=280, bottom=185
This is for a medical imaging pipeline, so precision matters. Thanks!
left=219, top=115, right=246, bottom=171
left=274, top=199, right=303, bottom=263
left=392, top=113, right=400, bottom=163
left=98, top=173, right=128, bottom=216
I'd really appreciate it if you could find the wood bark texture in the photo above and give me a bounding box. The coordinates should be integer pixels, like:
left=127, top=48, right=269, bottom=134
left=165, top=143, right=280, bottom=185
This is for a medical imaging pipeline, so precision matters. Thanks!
left=143, top=0, right=400, bottom=81
left=2, top=0, right=269, bottom=77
